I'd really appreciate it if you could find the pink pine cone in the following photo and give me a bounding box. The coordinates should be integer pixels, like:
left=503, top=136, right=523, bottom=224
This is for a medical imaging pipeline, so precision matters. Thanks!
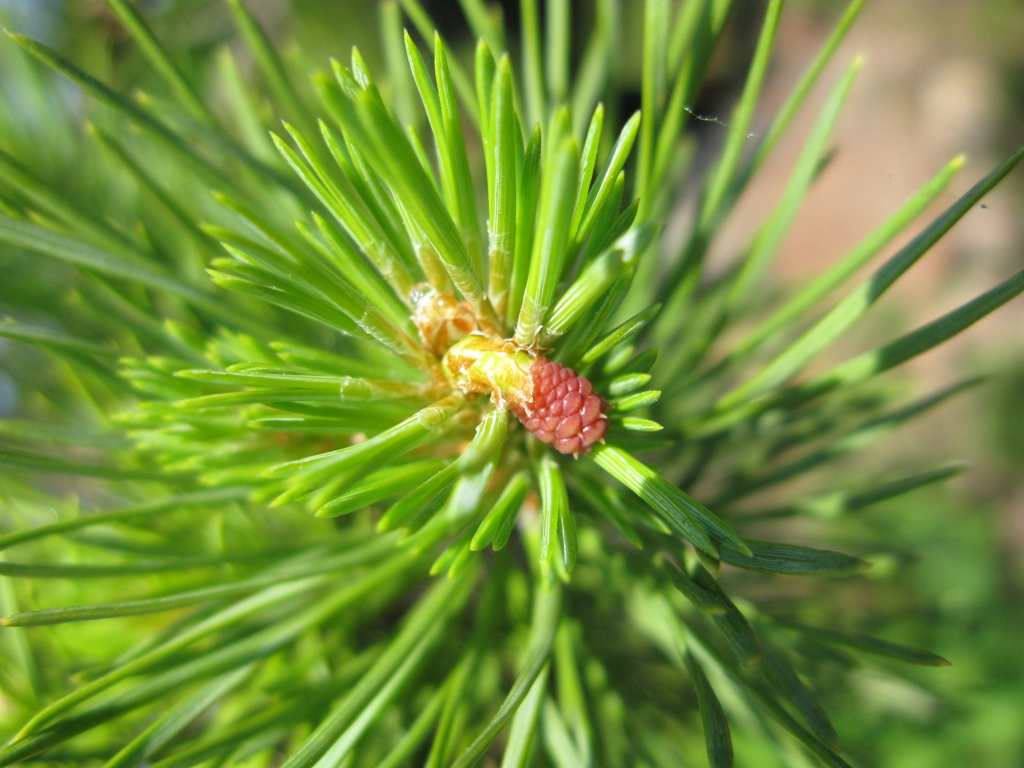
left=511, top=359, right=608, bottom=456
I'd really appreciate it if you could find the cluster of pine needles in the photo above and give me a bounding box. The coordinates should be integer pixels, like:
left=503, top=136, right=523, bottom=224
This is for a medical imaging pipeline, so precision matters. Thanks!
left=0, top=0, right=1021, bottom=766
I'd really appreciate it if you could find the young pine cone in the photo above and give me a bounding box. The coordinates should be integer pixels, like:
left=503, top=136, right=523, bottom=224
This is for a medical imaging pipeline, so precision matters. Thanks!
left=443, top=335, right=608, bottom=457
left=510, top=359, right=607, bottom=456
